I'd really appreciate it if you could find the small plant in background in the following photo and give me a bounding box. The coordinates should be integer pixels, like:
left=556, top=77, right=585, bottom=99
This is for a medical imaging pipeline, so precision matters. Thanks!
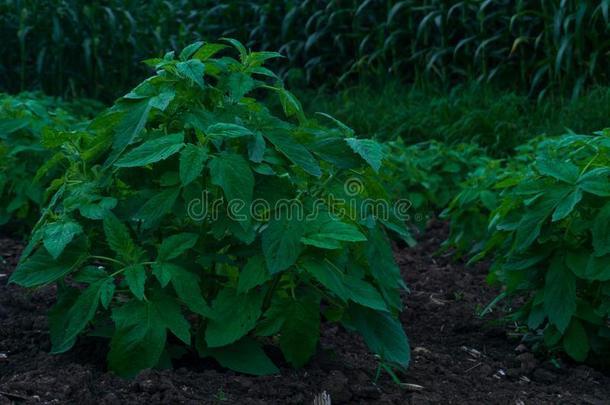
left=10, top=40, right=411, bottom=377
left=475, top=131, right=610, bottom=363
left=383, top=140, right=488, bottom=220
left=0, top=92, right=97, bottom=232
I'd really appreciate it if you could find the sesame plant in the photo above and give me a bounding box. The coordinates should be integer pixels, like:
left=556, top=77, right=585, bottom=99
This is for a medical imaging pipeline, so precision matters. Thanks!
left=10, top=40, right=411, bottom=377
left=476, top=131, right=610, bottom=363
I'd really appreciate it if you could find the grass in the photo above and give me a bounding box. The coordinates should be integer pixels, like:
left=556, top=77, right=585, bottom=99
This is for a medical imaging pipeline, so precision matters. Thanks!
left=298, top=79, right=610, bottom=156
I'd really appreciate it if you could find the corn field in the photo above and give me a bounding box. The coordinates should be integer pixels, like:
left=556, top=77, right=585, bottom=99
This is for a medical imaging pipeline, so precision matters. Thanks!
left=2, top=0, right=609, bottom=100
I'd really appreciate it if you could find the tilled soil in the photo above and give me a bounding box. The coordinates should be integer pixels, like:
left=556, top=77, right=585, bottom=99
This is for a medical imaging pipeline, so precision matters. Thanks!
left=1, top=222, right=609, bottom=404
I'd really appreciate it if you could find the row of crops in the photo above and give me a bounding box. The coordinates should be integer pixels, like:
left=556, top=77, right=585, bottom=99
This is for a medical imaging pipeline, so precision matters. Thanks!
left=3, top=0, right=609, bottom=100
left=2, top=39, right=610, bottom=377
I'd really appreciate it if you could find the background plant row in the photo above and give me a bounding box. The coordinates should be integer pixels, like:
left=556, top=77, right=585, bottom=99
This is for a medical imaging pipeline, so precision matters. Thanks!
left=3, top=0, right=609, bottom=100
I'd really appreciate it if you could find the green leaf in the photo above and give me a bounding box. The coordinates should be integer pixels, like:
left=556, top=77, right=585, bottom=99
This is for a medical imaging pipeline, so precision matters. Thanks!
left=344, top=305, right=410, bottom=368
left=10, top=242, right=86, bottom=287
left=206, top=123, right=253, bottom=139
left=303, top=214, right=367, bottom=248
left=563, top=319, right=589, bottom=361
left=103, top=212, right=142, bottom=262
left=221, top=38, right=248, bottom=61
left=544, top=256, right=576, bottom=333
left=237, top=256, right=270, bottom=294
left=193, top=43, right=228, bottom=61
left=115, top=133, right=184, bottom=167
left=262, top=209, right=304, bottom=274
left=300, top=256, right=348, bottom=300
left=108, top=290, right=190, bottom=377
left=592, top=202, right=610, bottom=256
left=209, top=152, right=254, bottom=224
left=279, top=291, right=321, bottom=368
left=167, top=264, right=211, bottom=316
left=205, top=288, right=264, bottom=347
left=158, top=233, right=198, bottom=262
left=203, top=337, right=278, bottom=376
left=263, top=130, right=321, bottom=177
left=50, top=279, right=108, bottom=353
left=365, top=227, right=403, bottom=293
left=585, top=255, right=610, bottom=281
left=124, top=264, right=146, bottom=300
left=578, top=168, right=610, bottom=196
left=176, top=60, right=205, bottom=89
left=135, top=187, right=180, bottom=229
left=346, top=138, right=384, bottom=172
left=344, top=276, right=388, bottom=312
left=536, top=158, right=579, bottom=184
left=226, top=72, right=256, bottom=99
left=179, top=41, right=204, bottom=60
left=247, top=132, right=266, bottom=163
left=179, top=144, right=208, bottom=186
left=43, top=220, right=83, bottom=259
left=278, top=88, right=305, bottom=122
left=552, top=188, right=582, bottom=221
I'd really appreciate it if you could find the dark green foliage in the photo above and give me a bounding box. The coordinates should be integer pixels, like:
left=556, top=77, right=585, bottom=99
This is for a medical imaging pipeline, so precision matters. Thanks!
left=2, top=1, right=609, bottom=99
left=0, top=92, right=99, bottom=230
left=472, top=131, right=610, bottom=363
left=383, top=140, right=488, bottom=215
left=10, top=41, right=411, bottom=377
left=299, top=82, right=610, bottom=155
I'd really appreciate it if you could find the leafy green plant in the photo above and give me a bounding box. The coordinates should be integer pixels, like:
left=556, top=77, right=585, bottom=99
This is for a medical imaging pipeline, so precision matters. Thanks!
left=0, top=92, right=95, bottom=231
left=384, top=140, right=488, bottom=216
left=10, top=40, right=411, bottom=377
left=476, top=130, right=610, bottom=363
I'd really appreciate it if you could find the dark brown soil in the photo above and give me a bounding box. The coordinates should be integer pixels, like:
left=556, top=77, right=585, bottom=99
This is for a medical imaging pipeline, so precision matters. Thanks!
left=1, top=222, right=609, bottom=404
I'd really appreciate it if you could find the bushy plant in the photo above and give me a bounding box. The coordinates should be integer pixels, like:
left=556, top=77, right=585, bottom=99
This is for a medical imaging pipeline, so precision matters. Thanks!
left=10, top=40, right=411, bottom=377
left=384, top=140, right=488, bottom=216
left=476, top=131, right=610, bottom=363
left=0, top=92, right=94, bottom=230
